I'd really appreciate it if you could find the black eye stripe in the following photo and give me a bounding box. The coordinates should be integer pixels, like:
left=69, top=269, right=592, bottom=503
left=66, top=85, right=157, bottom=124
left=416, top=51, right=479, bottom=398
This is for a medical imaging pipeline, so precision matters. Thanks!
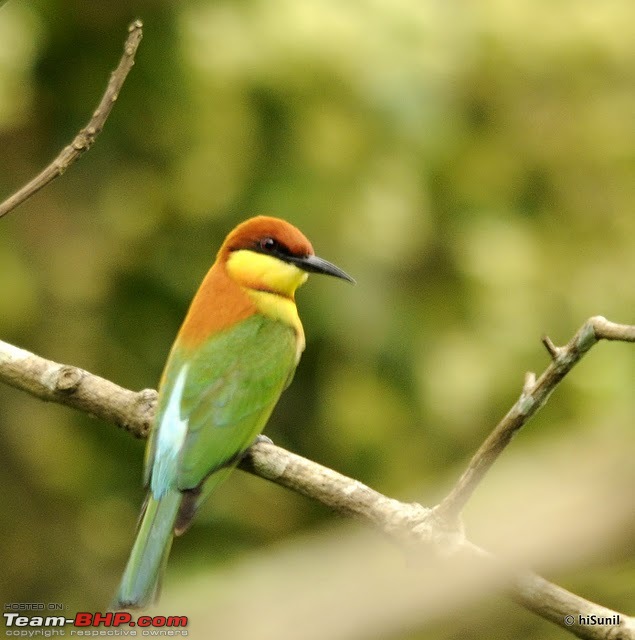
left=256, top=237, right=293, bottom=258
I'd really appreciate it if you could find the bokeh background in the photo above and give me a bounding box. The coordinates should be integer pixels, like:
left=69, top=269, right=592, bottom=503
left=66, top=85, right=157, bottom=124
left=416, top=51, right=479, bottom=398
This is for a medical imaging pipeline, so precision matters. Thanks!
left=0, top=0, right=633, bottom=638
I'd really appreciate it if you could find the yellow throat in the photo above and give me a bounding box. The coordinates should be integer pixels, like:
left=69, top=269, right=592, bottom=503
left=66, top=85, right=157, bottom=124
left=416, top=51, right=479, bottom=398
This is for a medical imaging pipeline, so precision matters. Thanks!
left=225, top=249, right=308, bottom=360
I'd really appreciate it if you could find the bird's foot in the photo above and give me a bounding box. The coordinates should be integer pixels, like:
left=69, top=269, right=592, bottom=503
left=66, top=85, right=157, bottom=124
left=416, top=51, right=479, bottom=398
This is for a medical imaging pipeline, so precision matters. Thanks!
left=253, top=433, right=273, bottom=445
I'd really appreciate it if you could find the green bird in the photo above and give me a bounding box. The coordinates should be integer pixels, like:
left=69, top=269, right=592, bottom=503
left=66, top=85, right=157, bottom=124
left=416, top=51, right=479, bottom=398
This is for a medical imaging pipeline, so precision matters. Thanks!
left=114, top=216, right=354, bottom=608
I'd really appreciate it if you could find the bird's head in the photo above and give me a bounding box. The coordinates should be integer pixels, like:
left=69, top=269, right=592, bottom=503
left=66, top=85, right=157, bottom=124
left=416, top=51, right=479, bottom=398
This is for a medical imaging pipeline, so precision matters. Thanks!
left=221, top=216, right=355, bottom=298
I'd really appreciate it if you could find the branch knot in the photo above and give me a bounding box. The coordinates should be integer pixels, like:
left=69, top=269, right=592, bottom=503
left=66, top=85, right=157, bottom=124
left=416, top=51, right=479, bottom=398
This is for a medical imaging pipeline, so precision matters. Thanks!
left=55, top=365, right=84, bottom=394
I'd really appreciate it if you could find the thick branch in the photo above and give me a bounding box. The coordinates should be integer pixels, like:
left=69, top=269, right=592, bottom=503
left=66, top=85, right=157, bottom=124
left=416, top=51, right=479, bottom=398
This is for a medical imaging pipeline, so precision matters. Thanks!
left=240, top=441, right=429, bottom=537
left=435, top=316, right=635, bottom=522
left=0, top=340, right=155, bottom=438
left=0, top=331, right=633, bottom=639
left=0, top=20, right=143, bottom=219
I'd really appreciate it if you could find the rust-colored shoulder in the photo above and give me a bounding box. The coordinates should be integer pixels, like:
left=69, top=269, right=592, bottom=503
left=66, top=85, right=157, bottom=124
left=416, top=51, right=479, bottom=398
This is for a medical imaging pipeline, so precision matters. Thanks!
left=176, top=261, right=257, bottom=349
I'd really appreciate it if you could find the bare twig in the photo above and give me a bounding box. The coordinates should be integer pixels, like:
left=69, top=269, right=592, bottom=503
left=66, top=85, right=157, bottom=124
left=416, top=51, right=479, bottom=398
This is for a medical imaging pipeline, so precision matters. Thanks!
left=541, top=334, right=561, bottom=359
left=0, top=331, right=633, bottom=639
left=0, top=19, right=143, bottom=219
left=434, top=316, right=635, bottom=523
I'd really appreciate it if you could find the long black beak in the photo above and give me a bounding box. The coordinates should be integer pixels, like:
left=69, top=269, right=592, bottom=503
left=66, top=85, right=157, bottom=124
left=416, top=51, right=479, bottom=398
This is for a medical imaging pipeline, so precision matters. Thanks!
left=290, top=254, right=356, bottom=284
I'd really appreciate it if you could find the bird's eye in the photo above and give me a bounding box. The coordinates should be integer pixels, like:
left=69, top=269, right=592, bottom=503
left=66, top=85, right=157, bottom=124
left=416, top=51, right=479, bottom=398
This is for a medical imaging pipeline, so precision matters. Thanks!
left=259, top=237, right=276, bottom=252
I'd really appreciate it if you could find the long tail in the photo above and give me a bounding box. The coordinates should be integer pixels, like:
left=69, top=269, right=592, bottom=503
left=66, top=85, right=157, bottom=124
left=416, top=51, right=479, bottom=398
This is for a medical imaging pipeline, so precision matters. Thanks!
left=113, top=489, right=181, bottom=609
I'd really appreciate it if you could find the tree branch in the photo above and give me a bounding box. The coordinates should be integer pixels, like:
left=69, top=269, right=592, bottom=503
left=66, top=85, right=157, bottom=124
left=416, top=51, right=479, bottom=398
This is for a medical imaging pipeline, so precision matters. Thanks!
left=0, top=324, right=633, bottom=639
left=0, top=19, right=143, bottom=219
left=0, top=339, right=155, bottom=438
left=434, top=316, right=635, bottom=522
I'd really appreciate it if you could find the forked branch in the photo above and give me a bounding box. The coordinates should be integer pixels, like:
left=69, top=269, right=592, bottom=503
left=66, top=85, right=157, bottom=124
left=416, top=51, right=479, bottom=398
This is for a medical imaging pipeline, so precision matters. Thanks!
left=0, top=322, right=633, bottom=640
left=434, top=316, right=635, bottom=523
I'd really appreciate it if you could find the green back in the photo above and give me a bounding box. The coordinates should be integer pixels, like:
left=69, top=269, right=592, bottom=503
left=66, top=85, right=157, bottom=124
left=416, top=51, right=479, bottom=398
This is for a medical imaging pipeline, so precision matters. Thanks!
left=146, top=313, right=298, bottom=495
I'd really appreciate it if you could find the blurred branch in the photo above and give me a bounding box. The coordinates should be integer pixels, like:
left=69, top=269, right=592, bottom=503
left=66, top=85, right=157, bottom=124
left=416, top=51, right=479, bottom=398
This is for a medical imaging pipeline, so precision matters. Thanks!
left=435, top=316, right=635, bottom=522
left=0, top=321, right=634, bottom=639
left=0, top=19, right=143, bottom=219
left=510, top=567, right=635, bottom=640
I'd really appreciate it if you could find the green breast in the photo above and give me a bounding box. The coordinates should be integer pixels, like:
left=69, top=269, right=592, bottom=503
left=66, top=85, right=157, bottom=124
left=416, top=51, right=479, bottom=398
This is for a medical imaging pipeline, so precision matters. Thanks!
left=148, top=313, right=299, bottom=493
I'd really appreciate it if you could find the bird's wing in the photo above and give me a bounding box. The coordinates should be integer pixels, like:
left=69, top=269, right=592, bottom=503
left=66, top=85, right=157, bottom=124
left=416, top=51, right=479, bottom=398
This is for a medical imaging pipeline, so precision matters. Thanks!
left=146, top=313, right=297, bottom=497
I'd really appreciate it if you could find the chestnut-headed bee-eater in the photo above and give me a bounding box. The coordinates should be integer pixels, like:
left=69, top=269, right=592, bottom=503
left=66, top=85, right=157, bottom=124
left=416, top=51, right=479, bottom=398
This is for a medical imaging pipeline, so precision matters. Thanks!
left=114, top=216, right=354, bottom=608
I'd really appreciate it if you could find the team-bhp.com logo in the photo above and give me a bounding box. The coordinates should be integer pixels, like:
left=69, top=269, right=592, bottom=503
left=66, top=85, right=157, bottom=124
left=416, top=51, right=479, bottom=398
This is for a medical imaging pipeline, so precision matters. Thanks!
left=4, top=612, right=188, bottom=636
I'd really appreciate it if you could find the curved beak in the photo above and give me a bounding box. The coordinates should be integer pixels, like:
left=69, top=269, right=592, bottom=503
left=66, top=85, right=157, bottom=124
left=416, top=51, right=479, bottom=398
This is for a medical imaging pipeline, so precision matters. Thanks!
left=290, top=254, right=356, bottom=284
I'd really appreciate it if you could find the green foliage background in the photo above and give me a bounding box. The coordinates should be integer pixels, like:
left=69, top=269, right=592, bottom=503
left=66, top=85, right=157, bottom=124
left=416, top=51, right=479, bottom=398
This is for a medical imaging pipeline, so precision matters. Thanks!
left=0, top=0, right=633, bottom=637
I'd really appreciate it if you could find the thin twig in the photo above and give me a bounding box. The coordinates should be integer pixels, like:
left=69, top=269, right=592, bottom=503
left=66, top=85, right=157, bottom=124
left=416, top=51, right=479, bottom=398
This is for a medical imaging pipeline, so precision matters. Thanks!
left=0, top=19, right=143, bottom=219
left=0, top=331, right=633, bottom=639
left=542, top=334, right=561, bottom=360
left=434, top=316, right=635, bottom=523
